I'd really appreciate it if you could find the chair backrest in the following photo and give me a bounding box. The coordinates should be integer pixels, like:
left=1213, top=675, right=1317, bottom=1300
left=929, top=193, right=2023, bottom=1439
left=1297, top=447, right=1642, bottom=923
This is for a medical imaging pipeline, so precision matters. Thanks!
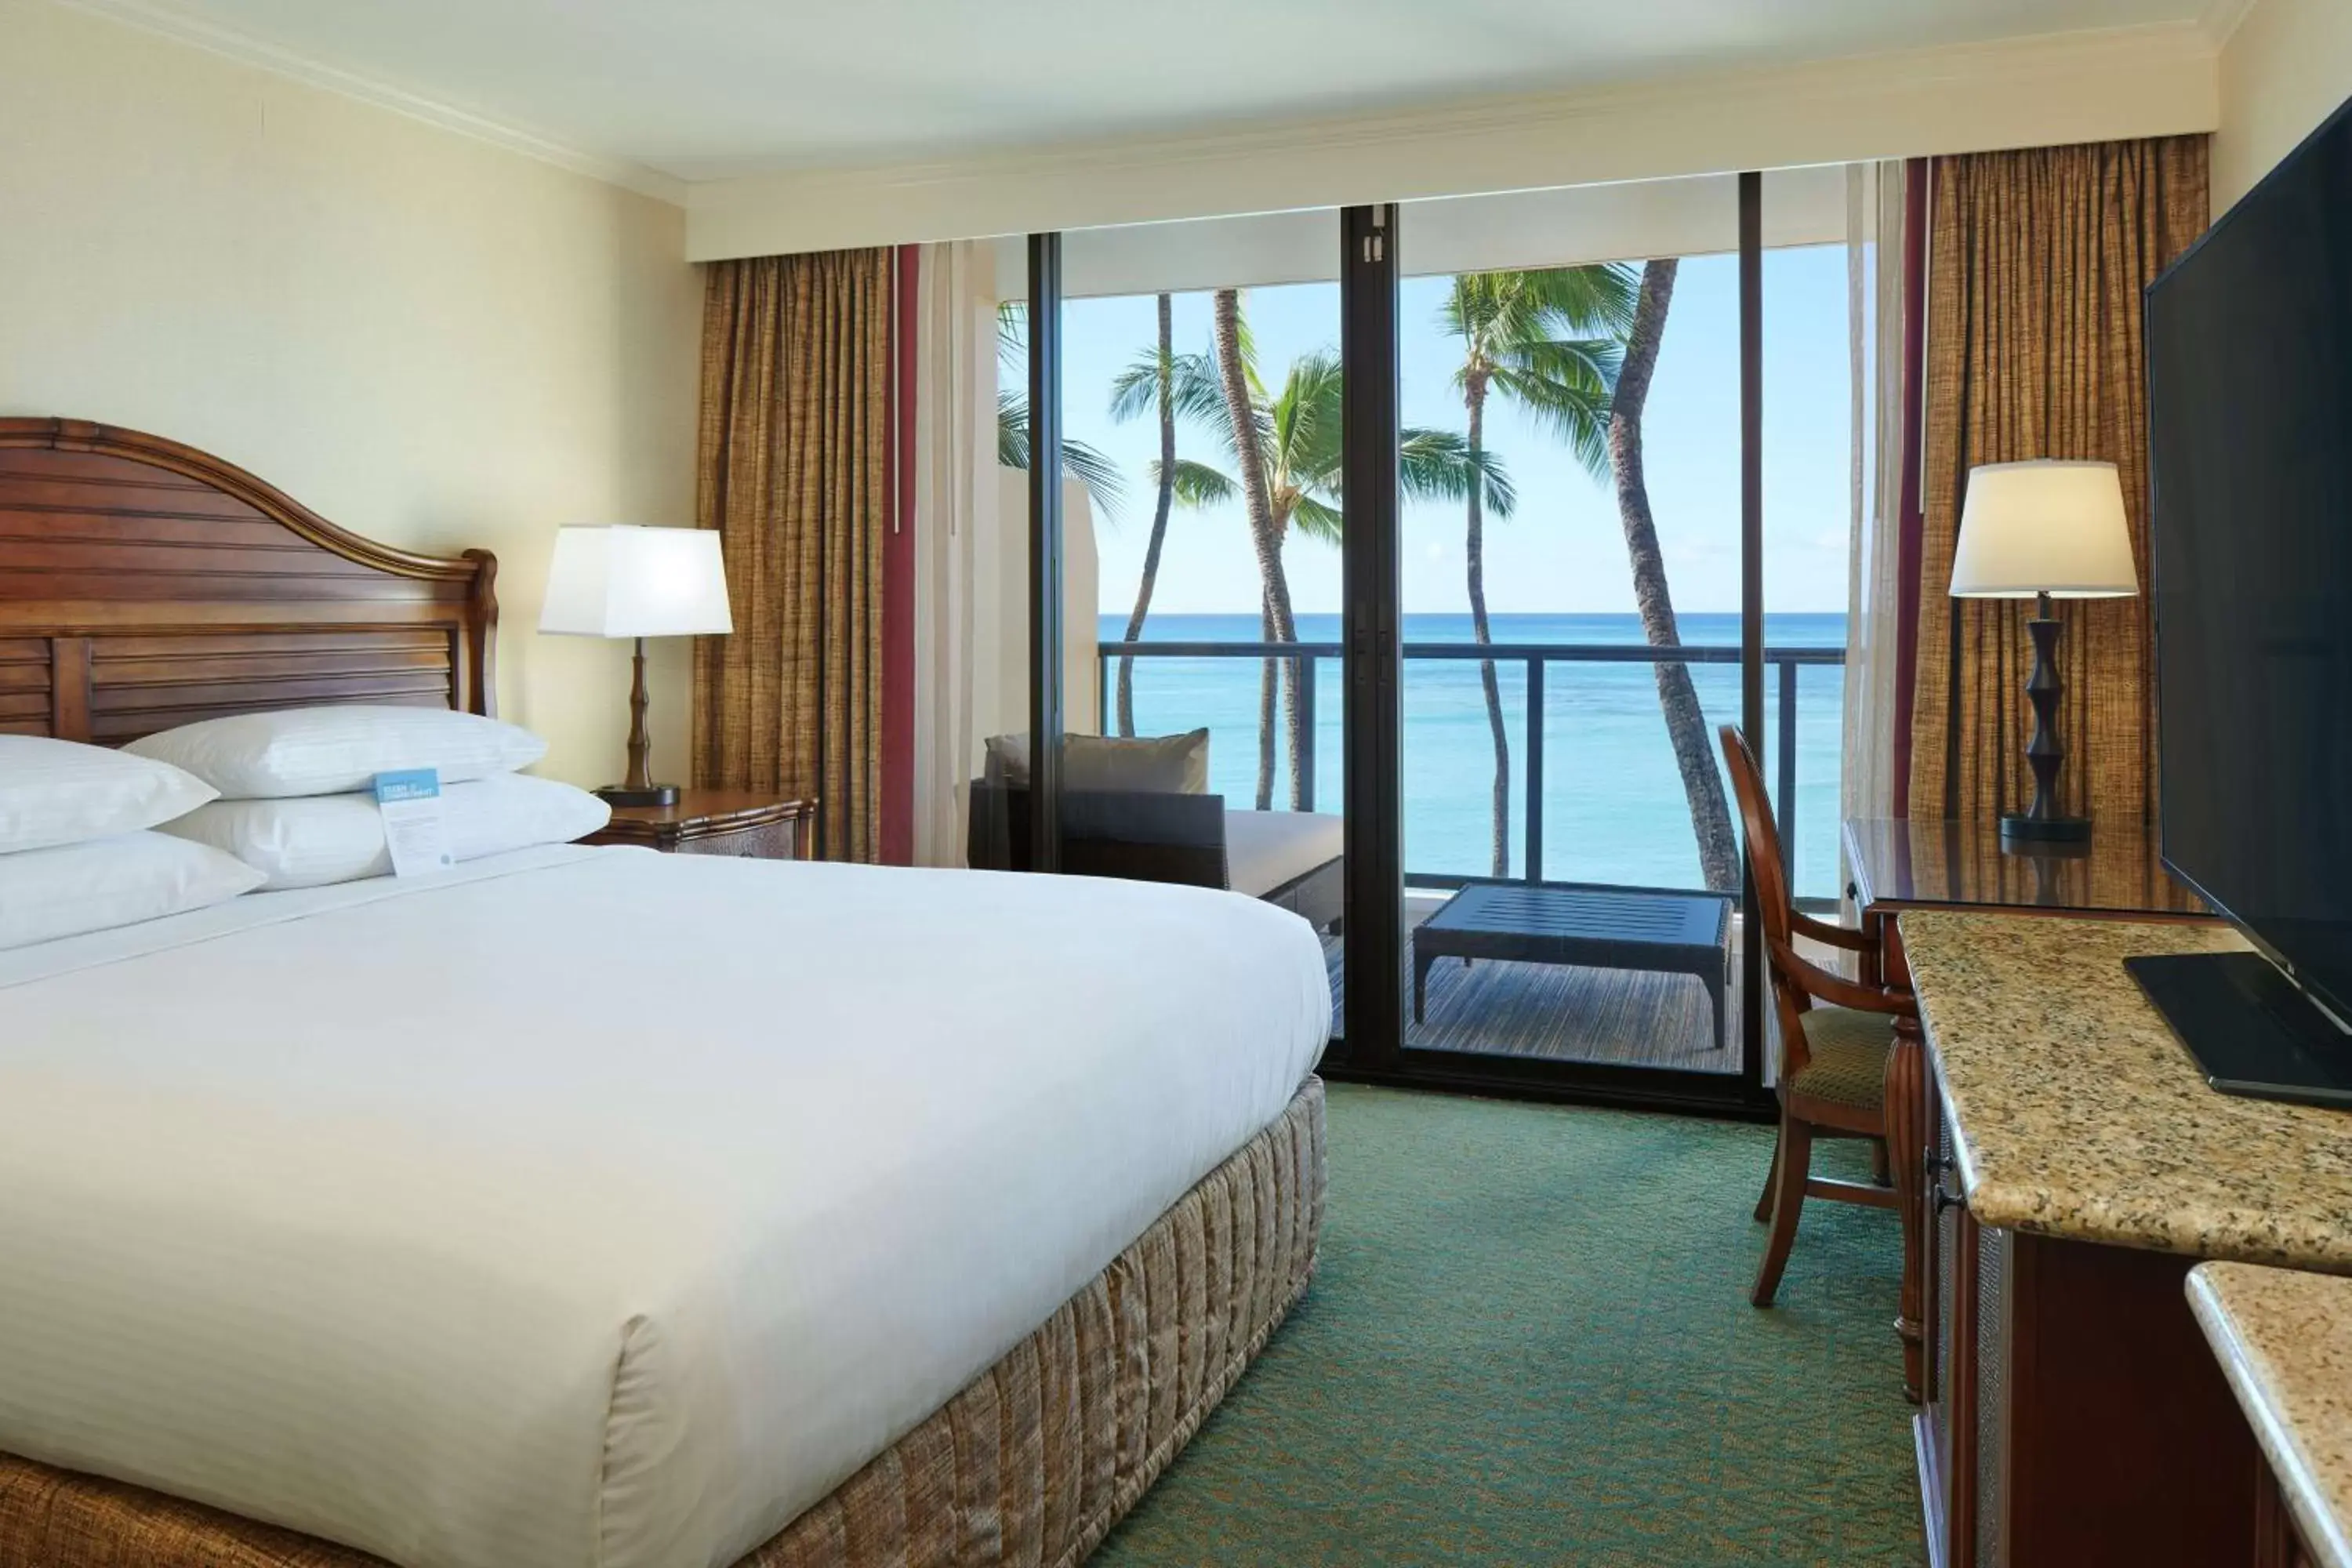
left=1718, top=724, right=1815, bottom=1076
left=1716, top=724, right=1795, bottom=957
left=966, top=782, right=1230, bottom=889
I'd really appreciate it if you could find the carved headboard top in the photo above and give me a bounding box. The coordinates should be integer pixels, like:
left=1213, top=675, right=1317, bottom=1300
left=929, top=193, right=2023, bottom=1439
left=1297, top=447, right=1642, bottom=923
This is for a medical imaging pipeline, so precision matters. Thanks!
left=0, top=419, right=498, bottom=746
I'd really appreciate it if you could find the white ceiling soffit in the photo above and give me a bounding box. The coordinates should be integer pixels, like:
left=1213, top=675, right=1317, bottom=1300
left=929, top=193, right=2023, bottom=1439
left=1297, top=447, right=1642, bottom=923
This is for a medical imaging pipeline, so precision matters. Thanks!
left=1011, top=166, right=1852, bottom=303
left=690, top=24, right=2218, bottom=260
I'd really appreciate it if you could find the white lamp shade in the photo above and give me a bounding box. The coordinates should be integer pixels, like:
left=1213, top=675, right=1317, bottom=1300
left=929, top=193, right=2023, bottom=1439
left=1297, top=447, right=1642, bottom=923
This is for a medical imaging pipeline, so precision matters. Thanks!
left=539, top=525, right=734, bottom=638
left=1949, top=460, right=2140, bottom=598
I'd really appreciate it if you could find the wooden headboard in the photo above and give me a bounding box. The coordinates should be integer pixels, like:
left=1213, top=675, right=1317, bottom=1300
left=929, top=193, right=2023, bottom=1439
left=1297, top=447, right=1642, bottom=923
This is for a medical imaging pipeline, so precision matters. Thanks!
left=0, top=419, right=497, bottom=746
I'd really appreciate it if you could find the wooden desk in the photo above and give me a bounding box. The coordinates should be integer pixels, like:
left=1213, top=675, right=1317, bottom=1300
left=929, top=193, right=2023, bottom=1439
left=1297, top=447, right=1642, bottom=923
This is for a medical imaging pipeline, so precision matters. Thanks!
left=1843, top=815, right=2208, bottom=1401
left=2190, top=1263, right=2352, bottom=1568
left=1900, top=913, right=2352, bottom=1566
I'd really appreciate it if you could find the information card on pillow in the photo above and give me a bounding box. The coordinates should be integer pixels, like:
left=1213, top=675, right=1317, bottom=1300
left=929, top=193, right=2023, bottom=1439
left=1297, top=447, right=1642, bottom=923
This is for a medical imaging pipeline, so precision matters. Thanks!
left=372, top=768, right=453, bottom=877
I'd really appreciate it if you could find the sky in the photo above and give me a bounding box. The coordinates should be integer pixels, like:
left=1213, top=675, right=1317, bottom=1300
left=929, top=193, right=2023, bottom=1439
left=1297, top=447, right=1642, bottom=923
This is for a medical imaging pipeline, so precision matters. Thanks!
left=1051, top=240, right=1860, bottom=619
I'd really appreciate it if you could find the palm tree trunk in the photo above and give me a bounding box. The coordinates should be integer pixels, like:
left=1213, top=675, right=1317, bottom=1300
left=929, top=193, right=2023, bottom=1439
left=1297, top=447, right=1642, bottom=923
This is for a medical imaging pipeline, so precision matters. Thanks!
left=1257, top=591, right=1279, bottom=810
left=1116, top=293, right=1176, bottom=739
left=1282, top=632, right=1305, bottom=811
left=1211, top=288, right=1299, bottom=811
left=1464, top=381, right=1511, bottom=877
left=1608, top=259, right=1740, bottom=892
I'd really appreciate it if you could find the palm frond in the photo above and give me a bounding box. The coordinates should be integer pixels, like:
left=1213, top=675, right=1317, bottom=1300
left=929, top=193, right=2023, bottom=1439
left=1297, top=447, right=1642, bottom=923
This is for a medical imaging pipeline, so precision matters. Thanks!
left=1105, top=354, right=1159, bottom=423
left=1515, top=263, right=1640, bottom=338
left=997, top=301, right=1026, bottom=372
left=1111, top=350, right=1228, bottom=434
left=1291, top=494, right=1344, bottom=546
left=1160, top=457, right=1239, bottom=509
left=1062, top=440, right=1127, bottom=518
left=997, top=388, right=1028, bottom=470
left=1499, top=335, right=1621, bottom=398
left=1266, top=349, right=1345, bottom=511
left=1489, top=349, right=1616, bottom=482
left=1439, top=266, right=1635, bottom=487
left=997, top=387, right=1127, bottom=518
left=1399, top=427, right=1517, bottom=518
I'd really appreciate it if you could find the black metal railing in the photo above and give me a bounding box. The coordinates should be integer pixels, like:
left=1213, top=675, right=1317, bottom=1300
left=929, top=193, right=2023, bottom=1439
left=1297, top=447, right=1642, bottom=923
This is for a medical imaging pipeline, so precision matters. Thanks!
left=1097, top=639, right=1846, bottom=892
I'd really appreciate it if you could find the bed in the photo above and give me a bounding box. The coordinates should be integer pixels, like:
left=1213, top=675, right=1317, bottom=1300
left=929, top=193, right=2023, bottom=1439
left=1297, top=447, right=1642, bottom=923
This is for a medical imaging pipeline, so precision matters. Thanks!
left=0, top=419, right=1330, bottom=1568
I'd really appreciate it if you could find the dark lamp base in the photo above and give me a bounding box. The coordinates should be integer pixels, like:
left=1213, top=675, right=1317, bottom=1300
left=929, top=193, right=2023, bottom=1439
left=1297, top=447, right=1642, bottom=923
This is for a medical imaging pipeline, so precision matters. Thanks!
left=595, top=783, right=681, bottom=808
left=2000, top=811, right=2091, bottom=847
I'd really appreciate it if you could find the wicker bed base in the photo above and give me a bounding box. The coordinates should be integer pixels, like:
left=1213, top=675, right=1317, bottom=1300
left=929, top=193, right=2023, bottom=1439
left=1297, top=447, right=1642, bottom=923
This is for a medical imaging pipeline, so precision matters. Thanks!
left=0, top=1076, right=1326, bottom=1568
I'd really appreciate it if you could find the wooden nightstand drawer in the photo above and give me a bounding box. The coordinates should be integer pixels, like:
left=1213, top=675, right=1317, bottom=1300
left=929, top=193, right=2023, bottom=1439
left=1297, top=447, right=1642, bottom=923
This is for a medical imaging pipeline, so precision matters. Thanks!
left=673, top=817, right=799, bottom=859
left=581, top=791, right=815, bottom=861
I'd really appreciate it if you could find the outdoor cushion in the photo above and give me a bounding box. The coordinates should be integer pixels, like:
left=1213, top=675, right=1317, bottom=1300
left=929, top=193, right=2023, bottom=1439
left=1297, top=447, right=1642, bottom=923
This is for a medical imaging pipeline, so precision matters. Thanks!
left=1224, top=810, right=1344, bottom=900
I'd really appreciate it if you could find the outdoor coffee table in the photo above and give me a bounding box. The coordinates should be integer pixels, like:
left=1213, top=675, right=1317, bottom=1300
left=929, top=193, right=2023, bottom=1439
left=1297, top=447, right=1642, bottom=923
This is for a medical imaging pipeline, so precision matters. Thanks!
left=1411, top=881, right=1733, bottom=1051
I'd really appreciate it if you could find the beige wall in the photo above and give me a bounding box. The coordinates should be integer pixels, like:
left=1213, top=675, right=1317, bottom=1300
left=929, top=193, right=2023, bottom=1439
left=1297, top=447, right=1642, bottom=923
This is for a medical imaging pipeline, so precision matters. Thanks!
left=2216, top=0, right=2352, bottom=211
left=0, top=0, right=703, bottom=787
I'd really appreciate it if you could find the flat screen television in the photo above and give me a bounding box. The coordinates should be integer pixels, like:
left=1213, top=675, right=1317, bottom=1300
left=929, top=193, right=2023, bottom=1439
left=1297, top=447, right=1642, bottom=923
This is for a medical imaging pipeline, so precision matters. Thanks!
left=2136, top=91, right=2352, bottom=1106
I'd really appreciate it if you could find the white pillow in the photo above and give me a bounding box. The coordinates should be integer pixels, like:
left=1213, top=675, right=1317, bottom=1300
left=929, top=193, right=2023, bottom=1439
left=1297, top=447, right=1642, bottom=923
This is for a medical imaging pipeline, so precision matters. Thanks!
left=0, top=831, right=263, bottom=950
left=158, top=773, right=612, bottom=890
left=125, top=706, right=546, bottom=800
left=0, top=734, right=217, bottom=854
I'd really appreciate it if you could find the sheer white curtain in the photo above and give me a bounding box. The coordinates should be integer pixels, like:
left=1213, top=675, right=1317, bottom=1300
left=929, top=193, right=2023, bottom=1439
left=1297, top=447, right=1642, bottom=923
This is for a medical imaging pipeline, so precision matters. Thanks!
left=1839, top=161, right=1910, bottom=916
left=910, top=241, right=1000, bottom=867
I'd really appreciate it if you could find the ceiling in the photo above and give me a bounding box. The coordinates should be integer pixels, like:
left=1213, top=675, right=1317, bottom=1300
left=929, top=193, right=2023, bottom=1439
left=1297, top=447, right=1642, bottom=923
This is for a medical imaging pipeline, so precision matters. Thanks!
left=76, top=0, right=2223, bottom=184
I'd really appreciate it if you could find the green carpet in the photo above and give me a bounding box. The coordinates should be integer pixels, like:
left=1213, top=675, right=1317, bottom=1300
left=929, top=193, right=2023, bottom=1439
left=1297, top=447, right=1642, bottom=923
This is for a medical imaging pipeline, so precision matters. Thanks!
left=1094, top=1085, right=1922, bottom=1566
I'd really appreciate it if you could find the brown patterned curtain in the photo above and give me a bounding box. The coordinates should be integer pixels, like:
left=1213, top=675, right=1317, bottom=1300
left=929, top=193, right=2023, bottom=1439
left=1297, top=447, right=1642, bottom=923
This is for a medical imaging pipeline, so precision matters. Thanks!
left=1907, top=136, right=2208, bottom=831
left=692, top=249, right=891, bottom=862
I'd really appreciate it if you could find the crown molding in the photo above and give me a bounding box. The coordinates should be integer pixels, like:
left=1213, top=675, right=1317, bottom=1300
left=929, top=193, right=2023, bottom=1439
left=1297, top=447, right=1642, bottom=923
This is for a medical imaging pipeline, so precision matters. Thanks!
left=688, top=21, right=2220, bottom=259
left=47, top=0, right=687, bottom=206
left=2198, top=0, right=2263, bottom=46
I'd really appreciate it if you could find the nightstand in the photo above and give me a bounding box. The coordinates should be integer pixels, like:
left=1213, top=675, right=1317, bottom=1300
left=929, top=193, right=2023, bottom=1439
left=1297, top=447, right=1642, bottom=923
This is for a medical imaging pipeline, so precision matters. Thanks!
left=581, top=790, right=816, bottom=861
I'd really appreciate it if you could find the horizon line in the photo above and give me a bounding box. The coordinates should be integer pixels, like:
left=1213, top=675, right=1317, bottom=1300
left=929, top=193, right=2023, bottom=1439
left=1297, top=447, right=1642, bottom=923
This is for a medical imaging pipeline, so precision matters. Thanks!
left=1094, top=607, right=1847, bottom=618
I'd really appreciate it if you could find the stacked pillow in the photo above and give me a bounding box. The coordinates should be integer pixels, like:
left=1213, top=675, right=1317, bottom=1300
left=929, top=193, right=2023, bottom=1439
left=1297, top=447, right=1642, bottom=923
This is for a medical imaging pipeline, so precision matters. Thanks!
left=0, top=735, right=262, bottom=949
left=133, top=706, right=610, bottom=890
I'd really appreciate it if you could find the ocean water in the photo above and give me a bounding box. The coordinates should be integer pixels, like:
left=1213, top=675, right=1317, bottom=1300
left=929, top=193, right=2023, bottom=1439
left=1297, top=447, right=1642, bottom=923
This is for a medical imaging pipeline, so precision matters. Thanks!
left=1095, top=612, right=1848, bottom=901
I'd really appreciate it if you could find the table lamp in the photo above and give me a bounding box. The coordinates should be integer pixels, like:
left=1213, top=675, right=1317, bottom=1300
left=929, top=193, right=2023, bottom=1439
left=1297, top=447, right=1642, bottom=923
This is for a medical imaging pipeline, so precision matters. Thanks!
left=539, top=524, right=733, bottom=807
left=1948, top=460, right=2139, bottom=846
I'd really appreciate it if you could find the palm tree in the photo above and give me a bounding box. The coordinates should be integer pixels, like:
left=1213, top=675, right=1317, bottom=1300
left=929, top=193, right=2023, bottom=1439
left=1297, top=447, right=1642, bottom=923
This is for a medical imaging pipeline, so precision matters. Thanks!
left=1606, top=260, right=1739, bottom=891
left=1209, top=289, right=1300, bottom=808
left=995, top=303, right=1126, bottom=514
left=1120, top=316, right=1513, bottom=809
left=1105, top=295, right=1178, bottom=738
left=1439, top=267, right=1638, bottom=876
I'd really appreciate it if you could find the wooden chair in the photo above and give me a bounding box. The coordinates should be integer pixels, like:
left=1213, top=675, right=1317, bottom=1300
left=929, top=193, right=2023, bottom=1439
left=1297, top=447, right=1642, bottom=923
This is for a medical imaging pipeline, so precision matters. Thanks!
left=1718, top=724, right=1911, bottom=1308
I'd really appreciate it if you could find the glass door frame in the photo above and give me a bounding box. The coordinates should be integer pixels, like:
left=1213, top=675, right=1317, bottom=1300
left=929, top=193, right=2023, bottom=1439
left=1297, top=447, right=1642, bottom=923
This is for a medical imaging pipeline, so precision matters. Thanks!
left=1025, top=232, right=1065, bottom=873
left=1323, top=185, right=1776, bottom=1118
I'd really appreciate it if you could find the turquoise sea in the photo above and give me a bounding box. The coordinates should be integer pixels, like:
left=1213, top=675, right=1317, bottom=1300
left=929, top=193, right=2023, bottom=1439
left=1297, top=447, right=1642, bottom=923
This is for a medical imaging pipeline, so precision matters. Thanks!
left=1096, top=612, right=1847, bottom=902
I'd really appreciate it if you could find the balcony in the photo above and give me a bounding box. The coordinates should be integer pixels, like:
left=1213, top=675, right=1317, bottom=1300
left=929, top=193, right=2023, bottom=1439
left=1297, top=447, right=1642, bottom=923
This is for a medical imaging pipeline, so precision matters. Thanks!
left=1098, top=636, right=1846, bottom=1071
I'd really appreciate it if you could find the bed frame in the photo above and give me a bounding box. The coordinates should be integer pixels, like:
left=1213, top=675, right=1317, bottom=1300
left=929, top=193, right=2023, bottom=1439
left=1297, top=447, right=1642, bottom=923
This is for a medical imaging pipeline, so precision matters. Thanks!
left=0, top=418, right=498, bottom=746
left=0, top=418, right=1324, bottom=1568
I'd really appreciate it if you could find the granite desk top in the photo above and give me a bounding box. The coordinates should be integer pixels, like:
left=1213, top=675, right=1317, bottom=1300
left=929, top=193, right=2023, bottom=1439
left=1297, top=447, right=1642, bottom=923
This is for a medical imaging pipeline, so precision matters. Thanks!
left=1901, top=912, right=2352, bottom=1265
left=2189, top=1261, right=2352, bottom=1568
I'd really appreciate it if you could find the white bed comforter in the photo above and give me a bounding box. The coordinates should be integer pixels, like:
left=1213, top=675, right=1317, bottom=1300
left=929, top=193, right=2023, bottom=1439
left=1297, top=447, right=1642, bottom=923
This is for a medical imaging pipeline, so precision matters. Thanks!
left=0, top=847, right=1330, bottom=1568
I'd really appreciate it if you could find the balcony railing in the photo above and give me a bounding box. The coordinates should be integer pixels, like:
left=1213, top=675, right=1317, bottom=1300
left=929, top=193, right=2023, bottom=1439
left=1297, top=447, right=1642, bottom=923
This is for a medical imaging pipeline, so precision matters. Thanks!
left=1097, top=639, right=1846, bottom=895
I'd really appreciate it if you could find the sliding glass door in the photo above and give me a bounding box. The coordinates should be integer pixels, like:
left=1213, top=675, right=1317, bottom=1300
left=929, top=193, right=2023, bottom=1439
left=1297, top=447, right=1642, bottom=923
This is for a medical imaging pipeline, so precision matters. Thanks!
left=1024, top=214, right=1354, bottom=1046
left=1022, top=172, right=1857, bottom=1116
left=1329, top=182, right=1777, bottom=1113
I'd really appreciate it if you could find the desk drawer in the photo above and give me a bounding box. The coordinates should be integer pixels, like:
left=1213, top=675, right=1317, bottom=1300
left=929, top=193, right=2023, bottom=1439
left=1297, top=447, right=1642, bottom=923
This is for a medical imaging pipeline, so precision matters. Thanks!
left=1925, top=1108, right=2009, bottom=1568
